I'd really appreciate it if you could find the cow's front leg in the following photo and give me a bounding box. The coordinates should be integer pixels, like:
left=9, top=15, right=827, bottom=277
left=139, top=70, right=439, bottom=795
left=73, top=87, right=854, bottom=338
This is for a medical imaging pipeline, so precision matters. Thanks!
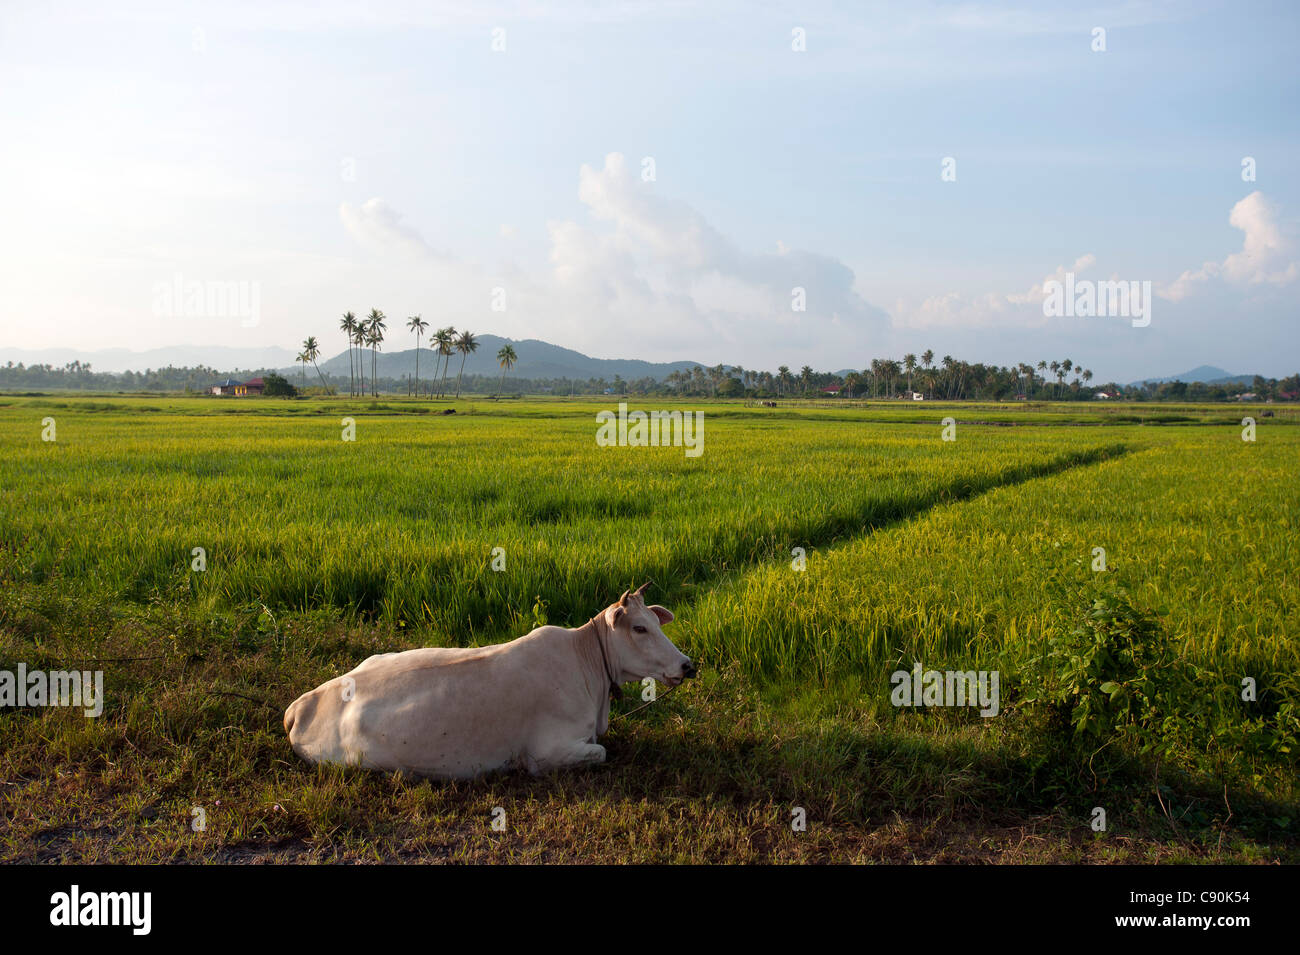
left=531, top=740, right=607, bottom=774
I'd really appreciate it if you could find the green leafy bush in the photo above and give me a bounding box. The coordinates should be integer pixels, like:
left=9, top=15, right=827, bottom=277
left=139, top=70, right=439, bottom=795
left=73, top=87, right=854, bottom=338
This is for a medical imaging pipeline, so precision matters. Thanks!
left=1022, top=568, right=1299, bottom=782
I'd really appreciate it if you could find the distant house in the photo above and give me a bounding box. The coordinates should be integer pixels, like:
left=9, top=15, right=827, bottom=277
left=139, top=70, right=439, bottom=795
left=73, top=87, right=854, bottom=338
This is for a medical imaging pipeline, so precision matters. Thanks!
left=1014, top=393, right=1027, bottom=401
left=821, top=386, right=841, bottom=396
left=1094, top=391, right=1119, bottom=399
left=1234, top=392, right=1258, bottom=402
left=210, top=378, right=263, bottom=396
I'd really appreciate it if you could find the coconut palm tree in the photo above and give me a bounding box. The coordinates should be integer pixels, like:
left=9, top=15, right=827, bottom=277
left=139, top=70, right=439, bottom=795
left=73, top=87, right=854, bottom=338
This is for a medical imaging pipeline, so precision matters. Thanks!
left=433, top=326, right=456, bottom=397
left=353, top=322, right=368, bottom=396
left=800, top=365, right=813, bottom=394
left=340, top=313, right=358, bottom=396
left=886, top=359, right=900, bottom=398
left=302, top=336, right=328, bottom=391
left=407, top=315, right=428, bottom=397
left=454, top=329, right=478, bottom=398
left=496, top=343, right=517, bottom=398
left=296, top=351, right=308, bottom=388
left=777, top=365, right=790, bottom=397
left=365, top=309, right=386, bottom=396
left=903, top=353, right=918, bottom=395
left=921, top=349, right=934, bottom=374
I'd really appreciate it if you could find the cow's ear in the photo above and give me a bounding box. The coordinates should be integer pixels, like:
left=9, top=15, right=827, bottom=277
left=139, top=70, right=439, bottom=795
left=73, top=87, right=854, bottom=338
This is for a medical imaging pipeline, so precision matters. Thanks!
left=610, top=606, right=626, bottom=627
left=648, top=605, right=674, bottom=624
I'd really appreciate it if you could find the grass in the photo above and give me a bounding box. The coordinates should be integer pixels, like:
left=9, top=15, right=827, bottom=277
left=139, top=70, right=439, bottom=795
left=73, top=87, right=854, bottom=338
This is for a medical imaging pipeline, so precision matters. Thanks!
left=1, top=394, right=1296, bottom=862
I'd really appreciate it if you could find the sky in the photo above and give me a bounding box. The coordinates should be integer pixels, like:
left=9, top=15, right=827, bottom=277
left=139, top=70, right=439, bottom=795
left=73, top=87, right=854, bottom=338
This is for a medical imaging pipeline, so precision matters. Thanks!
left=0, top=0, right=1297, bottom=382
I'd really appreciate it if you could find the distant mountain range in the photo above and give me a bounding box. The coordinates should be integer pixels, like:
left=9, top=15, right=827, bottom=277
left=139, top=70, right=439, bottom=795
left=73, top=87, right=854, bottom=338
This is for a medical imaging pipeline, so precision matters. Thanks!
left=1127, top=365, right=1258, bottom=387
left=287, top=335, right=703, bottom=383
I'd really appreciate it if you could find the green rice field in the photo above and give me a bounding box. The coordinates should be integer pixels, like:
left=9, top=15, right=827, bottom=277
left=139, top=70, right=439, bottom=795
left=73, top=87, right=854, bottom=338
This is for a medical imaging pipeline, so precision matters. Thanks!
left=1, top=394, right=1297, bottom=862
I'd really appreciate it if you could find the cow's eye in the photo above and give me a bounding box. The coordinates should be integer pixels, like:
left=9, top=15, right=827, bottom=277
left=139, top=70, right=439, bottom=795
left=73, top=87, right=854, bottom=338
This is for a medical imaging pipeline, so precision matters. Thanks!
left=633, top=625, right=648, bottom=633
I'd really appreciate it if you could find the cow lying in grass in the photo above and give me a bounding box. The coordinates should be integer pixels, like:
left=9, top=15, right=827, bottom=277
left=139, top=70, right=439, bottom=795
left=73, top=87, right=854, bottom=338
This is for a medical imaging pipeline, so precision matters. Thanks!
left=284, top=584, right=694, bottom=779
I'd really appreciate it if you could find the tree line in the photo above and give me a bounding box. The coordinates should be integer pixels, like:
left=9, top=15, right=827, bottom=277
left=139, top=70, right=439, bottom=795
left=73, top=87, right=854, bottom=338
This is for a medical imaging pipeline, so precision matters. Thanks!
left=3, top=349, right=1297, bottom=403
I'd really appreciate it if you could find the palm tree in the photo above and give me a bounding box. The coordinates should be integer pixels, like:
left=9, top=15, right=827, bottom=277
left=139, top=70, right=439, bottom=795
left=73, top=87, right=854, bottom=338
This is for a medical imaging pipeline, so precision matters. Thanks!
left=844, top=371, right=859, bottom=398
left=1049, top=360, right=1061, bottom=398
left=340, top=312, right=358, bottom=396
left=496, top=343, right=517, bottom=398
left=454, top=330, right=478, bottom=398
left=777, top=365, right=790, bottom=397
left=433, top=326, right=456, bottom=398
left=407, top=315, right=428, bottom=397
left=296, top=351, right=308, bottom=388
left=365, top=309, right=386, bottom=396
left=352, top=321, right=367, bottom=396
left=800, top=365, right=813, bottom=395
left=921, top=349, right=934, bottom=374
left=302, top=336, right=328, bottom=390
left=903, top=353, right=918, bottom=395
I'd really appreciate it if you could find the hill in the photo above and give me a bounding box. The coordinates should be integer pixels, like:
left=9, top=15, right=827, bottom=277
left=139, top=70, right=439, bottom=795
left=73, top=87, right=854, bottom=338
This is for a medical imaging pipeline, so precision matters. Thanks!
left=296, top=335, right=703, bottom=383
left=1129, top=365, right=1257, bottom=386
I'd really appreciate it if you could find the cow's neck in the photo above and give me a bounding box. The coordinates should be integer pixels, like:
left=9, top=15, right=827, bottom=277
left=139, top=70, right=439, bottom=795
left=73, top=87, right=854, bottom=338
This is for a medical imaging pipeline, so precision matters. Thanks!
left=577, top=614, right=622, bottom=706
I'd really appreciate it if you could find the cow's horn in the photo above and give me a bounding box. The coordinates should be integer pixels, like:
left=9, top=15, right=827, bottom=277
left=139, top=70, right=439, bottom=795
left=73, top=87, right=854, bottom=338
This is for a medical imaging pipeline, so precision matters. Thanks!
left=634, top=580, right=652, bottom=597
left=618, top=589, right=630, bottom=606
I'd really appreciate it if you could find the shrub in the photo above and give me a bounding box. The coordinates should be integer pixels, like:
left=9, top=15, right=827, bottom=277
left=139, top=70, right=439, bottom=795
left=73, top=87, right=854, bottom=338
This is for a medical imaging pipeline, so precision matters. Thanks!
left=262, top=372, right=296, bottom=397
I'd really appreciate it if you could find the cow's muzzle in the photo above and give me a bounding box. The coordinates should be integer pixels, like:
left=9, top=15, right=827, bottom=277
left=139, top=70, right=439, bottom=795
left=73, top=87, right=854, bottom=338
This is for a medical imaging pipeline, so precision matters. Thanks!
left=681, top=660, right=697, bottom=679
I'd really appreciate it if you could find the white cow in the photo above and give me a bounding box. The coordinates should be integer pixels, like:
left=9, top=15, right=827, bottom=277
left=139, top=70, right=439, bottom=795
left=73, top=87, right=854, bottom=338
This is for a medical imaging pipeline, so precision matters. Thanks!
left=284, top=584, right=695, bottom=779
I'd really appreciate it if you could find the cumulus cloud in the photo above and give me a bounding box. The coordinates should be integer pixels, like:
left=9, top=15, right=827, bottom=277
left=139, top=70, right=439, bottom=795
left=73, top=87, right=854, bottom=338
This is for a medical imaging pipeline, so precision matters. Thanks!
left=1006, top=254, right=1097, bottom=305
left=897, top=254, right=1098, bottom=329
left=1159, top=191, right=1297, bottom=302
left=334, top=154, right=887, bottom=363
left=898, top=192, right=1299, bottom=328
left=551, top=153, right=885, bottom=338
left=340, top=198, right=440, bottom=258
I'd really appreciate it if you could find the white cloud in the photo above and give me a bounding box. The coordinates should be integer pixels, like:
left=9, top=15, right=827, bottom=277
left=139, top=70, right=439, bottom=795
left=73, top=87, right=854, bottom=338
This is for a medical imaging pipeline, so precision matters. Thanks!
left=334, top=153, right=886, bottom=364
left=551, top=153, right=886, bottom=343
left=1159, top=191, right=1297, bottom=302
left=339, top=198, right=441, bottom=259
left=898, top=192, right=1299, bottom=329
left=896, top=254, right=1097, bottom=329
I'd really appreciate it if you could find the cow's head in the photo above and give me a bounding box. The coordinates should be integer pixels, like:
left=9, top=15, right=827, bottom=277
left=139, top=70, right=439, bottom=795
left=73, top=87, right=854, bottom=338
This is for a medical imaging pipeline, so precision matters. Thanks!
left=604, top=583, right=696, bottom=686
